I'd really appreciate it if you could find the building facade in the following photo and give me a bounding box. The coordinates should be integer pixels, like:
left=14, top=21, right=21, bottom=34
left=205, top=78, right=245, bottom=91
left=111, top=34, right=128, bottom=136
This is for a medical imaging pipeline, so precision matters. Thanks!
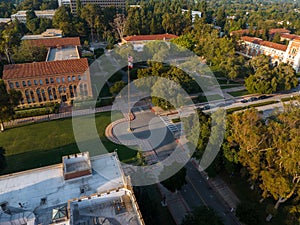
left=11, top=10, right=56, bottom=23
left=238, top=35, right=300, bottom=72
left=69, top=0, right=125, bottom=14
left=3, top=58, right=92, bottom=106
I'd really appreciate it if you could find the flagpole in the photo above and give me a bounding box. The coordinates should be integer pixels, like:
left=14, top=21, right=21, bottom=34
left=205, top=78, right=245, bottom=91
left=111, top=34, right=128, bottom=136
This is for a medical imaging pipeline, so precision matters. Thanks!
left=127, top=57, right=131, bottom=132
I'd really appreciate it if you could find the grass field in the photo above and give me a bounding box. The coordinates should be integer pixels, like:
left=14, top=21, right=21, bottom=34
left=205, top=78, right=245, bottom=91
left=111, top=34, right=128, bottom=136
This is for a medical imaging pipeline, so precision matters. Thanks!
left=0, top=111, right=137, bottom=175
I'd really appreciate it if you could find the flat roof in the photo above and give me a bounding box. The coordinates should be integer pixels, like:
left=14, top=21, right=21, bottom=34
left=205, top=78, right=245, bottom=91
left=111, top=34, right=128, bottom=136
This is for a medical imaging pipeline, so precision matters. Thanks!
left=69, top=188, right=143, bottom=225
left=47, top=46, right=80, bottom=61
left=11, top=10, right=56, bottom=16
left=0, top=153, right=125, bottom=213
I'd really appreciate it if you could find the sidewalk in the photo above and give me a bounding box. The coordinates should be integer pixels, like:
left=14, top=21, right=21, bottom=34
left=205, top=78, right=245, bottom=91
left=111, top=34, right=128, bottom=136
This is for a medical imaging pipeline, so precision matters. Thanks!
left=156, top=183, right=190, bottom=225
left=190, top=159, right=240, bottom=210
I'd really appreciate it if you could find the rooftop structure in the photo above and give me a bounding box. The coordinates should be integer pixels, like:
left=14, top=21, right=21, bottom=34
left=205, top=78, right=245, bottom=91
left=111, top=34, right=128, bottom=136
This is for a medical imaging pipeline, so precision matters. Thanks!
left=46, top=46, right=80, bottom=61
left=21, top=29, right=63, bottom=40
left=0, top=153, right=144, bottom=225
left=121, top=34, right=178, bottom=52
left=11, top=10, right=56, bottom=23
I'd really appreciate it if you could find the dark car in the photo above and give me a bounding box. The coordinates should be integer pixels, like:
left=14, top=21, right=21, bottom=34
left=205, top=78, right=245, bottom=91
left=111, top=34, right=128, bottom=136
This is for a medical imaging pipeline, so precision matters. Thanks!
left=241, top=99, right=248, bottom=103
left=202, top=105, right=210, bottom=110
left=258, top=95, right=269, bottom=100
left=248, top=97, right=258, bottom=102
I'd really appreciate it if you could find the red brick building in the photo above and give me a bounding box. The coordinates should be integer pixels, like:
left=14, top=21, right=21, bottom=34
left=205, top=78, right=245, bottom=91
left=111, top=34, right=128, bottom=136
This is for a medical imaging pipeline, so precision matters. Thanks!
left=3, top=58, right=92, bottom=106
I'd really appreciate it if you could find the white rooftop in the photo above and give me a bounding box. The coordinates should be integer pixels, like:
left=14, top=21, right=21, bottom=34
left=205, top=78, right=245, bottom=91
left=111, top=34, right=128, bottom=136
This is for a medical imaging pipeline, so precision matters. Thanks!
left=70, top=188, right=144, bottom=225
left=21, top=29, right=63, bottom=40
left=0, top=153, right=125, bottom=212
left=11, top=10, right=56, bottom=16
left=47, top=46, right=80, bottom=61
left=0, top=18, right=11, bottom=24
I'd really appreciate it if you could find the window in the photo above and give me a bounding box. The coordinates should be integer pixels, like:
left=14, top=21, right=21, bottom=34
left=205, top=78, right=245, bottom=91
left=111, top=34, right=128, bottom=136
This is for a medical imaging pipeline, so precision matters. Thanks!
left=56, top=78, right=60, bottom=83
left=9, top=82, right=14, bottom=89
left=72, top=76, right=76, bottom=81
left=22, top=81, right=26, bottom=87
left=28, top=80, right=31, bottom=86
left=15, top=82, right=20, bottom=88
left=34, top=80, right=38, bottom=85
left=45, top=78, right=49, bottom=84
left=39, top=79, right=43, bottom=85
left=78, top=75, right=81, bottom=80
left=83, top=75, right=87, bottom=81
left=50, top=78, right=54, bottom=84
left=62, top=77, right=65, bottom=83
left=68, top=76, right=71, bottom=82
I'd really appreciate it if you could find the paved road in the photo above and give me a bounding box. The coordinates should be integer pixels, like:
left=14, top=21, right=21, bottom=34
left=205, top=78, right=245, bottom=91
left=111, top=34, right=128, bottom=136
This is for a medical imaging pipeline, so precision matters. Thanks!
left=181, top=162, right=241, bottom=225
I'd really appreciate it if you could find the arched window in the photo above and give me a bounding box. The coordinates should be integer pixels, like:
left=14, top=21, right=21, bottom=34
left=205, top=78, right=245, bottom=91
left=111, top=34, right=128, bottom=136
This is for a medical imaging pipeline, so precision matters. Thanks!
left=67, top=76, right=71, bottom=82
left=41, top=89, right=46, bottom=101
left=78, top=75, right=81, bottom=81
left=52, top=87, right=57, bottom=100
left=30, top=90, right=35, bottom=103
left=22, top=81, right=26, bottom=87
left=15, top=82, right=20, bottom=88
left=72, top=76, right=76, bottom=81
left=9, top=82, right=14, bottom=89
left=56, top=78, right=60, bottom=83
left=74, top=85, right=77, bottom=97
left=45, top=78, right=49, bottom=84
left=39, top=79, right=43, bottom=85
left=48, top=87, right=53, bottom=100
left=58, top=86, right=63, bottom=94
left=25, top=90, right=31, bottom=103
left=62, top=77, right=65, bottom=83
left=50, top=78, right=54, bottom=84
left=34, top=80, right=38, bottom=85
left=69, top=85, right=74, bottom=98
left=28, top=80, right=31, bottom=86
left=36, top=89, right=42, bottom=102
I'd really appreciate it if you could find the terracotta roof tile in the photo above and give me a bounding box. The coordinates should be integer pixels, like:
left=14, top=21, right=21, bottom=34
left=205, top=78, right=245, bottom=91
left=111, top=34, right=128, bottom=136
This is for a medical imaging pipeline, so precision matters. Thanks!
left=25, top=37, right=81, bottom=48
left=3, top=58, right=89, bottom=80
left=280, top=33, right=300, bottom=40
left=123, top=34, right=178, bottom=42
left=241, top=36, right=287, bottom=51
left=232, top=28, right=290, bottom=36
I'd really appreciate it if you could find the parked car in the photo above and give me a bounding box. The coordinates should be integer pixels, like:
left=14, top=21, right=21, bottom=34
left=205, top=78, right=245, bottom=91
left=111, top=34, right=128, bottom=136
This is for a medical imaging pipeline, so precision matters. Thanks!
left=258, top=95, right=269, bottom=100
left=202, top=105, right=210, bottom=110
left=241, top=99, right=248, bottom=103
left=248, top=97, right=258, bottom=102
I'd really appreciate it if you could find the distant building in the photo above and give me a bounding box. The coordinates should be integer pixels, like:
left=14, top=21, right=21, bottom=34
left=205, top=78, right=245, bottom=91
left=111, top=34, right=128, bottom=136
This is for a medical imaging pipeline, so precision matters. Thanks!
left=238, top=35, right=300, bottom=72
left=69, top=0, right=126, bottom=14
left=121, top=34, right=178, bottom=52
left=3, top=58, right=92, bottom=105
left=58, top=0, right=71, bottom=7
left=181, top=9, right=202, bottom=23
left=0, top=18, right=11, bottom=24
left=230, top=28, right=291, bottom=38
left=11, top=10, right=56, bottom=23
left=21, top=29, right=63, bottom=40
left=0, top=152, right=145, bottom=225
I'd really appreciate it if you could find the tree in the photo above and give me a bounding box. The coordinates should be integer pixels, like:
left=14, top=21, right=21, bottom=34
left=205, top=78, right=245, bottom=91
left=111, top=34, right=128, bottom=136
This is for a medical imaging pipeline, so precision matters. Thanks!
left=181, top=206, right=224, bottom=225
left=0, top=80, right=22, bottom=131
left=12, top=41, right=48, bottom=63
left=52, top=6, right=73, bottom=35
left=226, top=106, right=300, bottom=211
left=111, top=14, right=126, bottom=40
left=80, top=4, right=99, bottom=42
left=236, top=201, right=261, bottom=225
left=109, top=81, right=126, bottom=96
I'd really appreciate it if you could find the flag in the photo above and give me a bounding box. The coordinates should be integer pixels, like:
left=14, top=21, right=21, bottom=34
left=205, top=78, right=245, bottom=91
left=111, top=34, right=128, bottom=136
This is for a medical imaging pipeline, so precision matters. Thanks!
left=128, top=55, right=133, bottom=69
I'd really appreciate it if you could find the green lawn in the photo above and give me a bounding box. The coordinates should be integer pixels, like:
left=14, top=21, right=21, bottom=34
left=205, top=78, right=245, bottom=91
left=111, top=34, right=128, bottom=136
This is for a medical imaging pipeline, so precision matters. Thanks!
left=0, top=111, right=137, bottom=175
left=228, top=89, right=249, bottom=97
